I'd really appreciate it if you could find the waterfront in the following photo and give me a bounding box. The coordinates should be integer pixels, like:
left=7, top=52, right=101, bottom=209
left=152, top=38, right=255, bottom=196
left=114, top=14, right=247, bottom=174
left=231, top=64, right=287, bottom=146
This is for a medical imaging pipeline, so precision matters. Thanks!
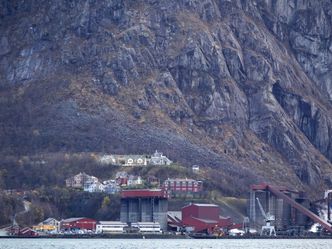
left=0, top=239, right=332, bottom=249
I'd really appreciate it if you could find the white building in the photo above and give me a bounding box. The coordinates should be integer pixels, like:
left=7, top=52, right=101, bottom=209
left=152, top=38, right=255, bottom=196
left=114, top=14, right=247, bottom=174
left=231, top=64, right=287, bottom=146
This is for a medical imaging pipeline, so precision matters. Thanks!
left=97, top=151, right=172, bottom=167
left=132, top=222, right=162, bottom=233
left=115, top=171, right=128, bottom=179
left=84, top=182, right=105, bottom=193
left=42, top=218, right=60, bottom=227
left=192, top=165, right=200, bottom=173
left=103, top=179, right=116, bottom=185
left=96, top=221, right=127, bottom=234
left=66, top=172, right=99, bottom=189
left=149, top=151, right=172, bottom=165
left=104, top=181, right=121, bottom=194
left=127, top=175, right=143, bottom=186
left=99, top=155, right=117, bottom=165
left=123, top=155, right=148, bottom=166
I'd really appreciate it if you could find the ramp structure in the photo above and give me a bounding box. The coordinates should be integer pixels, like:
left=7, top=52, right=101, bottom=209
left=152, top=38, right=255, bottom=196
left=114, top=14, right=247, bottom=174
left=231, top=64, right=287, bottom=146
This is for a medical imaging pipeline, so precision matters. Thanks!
left=250, top=183, right=332, bottom=232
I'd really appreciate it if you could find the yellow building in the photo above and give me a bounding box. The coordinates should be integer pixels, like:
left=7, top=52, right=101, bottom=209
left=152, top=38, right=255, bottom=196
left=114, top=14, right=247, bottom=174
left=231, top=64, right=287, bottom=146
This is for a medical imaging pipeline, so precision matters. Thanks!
left=33, top=224, right=57, bottom=232
left=33, top=218, right=59, bottom=232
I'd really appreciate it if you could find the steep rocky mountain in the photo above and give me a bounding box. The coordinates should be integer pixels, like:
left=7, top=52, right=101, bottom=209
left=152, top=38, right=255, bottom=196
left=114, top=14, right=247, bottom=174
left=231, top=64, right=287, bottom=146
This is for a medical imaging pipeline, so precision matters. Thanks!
left=1, top=0, right=332, bottom=197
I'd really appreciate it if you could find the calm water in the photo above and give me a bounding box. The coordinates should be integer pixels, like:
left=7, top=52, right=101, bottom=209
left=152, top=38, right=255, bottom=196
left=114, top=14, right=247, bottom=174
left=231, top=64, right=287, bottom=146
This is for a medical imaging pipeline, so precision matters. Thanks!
left=0, top=239, right=332, bottom=249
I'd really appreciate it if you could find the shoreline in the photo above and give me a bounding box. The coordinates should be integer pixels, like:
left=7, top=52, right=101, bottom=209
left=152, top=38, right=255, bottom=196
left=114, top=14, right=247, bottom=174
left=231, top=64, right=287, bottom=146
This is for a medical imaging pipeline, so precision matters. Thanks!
left=1, top=234, right=332, bottom=239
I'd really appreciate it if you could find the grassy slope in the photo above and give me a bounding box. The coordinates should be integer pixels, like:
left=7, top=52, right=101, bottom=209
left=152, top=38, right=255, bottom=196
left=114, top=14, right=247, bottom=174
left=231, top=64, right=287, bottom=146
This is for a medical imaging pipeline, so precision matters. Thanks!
left=0, top=153, right=248, bottom=226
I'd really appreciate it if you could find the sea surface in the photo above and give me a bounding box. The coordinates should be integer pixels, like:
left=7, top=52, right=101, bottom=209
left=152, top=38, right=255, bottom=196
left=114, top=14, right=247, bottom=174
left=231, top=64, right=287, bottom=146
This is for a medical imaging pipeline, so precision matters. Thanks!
left=0, top=239, right=332, bottom=249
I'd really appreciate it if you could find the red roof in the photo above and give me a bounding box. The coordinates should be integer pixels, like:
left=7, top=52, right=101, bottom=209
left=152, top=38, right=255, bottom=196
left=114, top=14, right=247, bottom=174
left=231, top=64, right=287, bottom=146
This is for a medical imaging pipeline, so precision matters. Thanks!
left=60, top=217, right=96, bottom=230
left=121, top=189, right=168, bottom=198
left=18, top=227, right=39, bottom=237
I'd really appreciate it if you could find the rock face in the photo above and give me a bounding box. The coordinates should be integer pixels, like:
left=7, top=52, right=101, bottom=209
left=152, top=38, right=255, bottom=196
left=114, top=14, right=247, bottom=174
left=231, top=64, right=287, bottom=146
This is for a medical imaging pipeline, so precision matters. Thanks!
left=0, top=0, right=332, bottom=196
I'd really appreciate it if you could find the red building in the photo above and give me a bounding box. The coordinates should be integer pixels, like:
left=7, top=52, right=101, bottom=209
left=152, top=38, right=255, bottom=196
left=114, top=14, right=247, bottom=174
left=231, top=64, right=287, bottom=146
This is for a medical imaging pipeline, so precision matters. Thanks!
left=6, top=225, right=39, bottom=237
left=60, top=217, right=96, bottom=231
left=181, top=203, right=233, bottom=233
left=18, top=227, right=39, bottom=237
left=163, top=178, right=203, bottom=193
left=182, top=203, right=219, bottom=220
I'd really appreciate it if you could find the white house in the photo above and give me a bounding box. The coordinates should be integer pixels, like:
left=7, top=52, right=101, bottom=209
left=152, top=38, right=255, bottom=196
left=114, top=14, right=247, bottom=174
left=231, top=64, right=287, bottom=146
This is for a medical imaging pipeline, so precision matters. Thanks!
left=192, top=165, right=200, bottom=173
left=97, top=151, right=172, bottom=167
left=115, top=171, right=128, bottom=179
left=84, top=182, right=105, bottom=193
left=149, top=150, right=172, bottom=165
left=66, top=172, right=99, bottom=189
left=104, top=181, right=121, bottom=194
left=42, top=218, right=60, bottom=227
left=103, top=179, right=117, bottom=185
left=99, top=155, right=117, bottom=165
left=117, top=155, right=148, bottom=166
left=127, top=175, right=143, bottom=186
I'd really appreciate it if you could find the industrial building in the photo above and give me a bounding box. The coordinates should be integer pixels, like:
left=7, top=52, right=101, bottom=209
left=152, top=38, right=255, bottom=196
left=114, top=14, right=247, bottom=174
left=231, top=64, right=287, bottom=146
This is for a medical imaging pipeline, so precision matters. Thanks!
left=180, top=203, right=233, bottom=233
left=249, top=184, right=332, bottom=233
left=131, top=222, right=162, bottom=233
left=60, top=217, right=96, bottom=231
left=96, top=221, right=127, bottom=234
left=120, top=189, right=168, bottom=231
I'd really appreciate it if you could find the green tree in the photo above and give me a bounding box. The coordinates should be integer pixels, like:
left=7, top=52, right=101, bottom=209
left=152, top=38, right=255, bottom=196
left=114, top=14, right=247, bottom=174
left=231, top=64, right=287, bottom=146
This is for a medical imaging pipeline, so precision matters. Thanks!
left=101, top=196, right=111, bottom=209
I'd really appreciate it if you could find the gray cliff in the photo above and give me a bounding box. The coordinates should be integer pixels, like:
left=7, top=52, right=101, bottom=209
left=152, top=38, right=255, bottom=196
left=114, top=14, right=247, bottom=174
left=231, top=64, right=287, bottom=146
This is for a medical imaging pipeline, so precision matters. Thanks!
left=0, top=0, right=332, bottom=196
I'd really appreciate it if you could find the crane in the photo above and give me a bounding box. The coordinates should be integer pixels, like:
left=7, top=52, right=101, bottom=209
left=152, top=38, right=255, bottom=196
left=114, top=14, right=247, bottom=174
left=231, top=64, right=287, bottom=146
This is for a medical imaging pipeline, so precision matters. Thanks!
left=256, top=197, right=276, bottom=236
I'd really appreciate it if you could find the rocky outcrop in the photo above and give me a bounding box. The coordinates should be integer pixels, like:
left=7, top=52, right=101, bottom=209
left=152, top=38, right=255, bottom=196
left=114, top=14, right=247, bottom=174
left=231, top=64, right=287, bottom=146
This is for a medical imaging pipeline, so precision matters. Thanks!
left=272, top=82, right=332, bottom=163
left=247, top=0, right=332, bottom=162
left=256, top=0, right=332, bottom=101
left=0, top=0, right=332, bottom=196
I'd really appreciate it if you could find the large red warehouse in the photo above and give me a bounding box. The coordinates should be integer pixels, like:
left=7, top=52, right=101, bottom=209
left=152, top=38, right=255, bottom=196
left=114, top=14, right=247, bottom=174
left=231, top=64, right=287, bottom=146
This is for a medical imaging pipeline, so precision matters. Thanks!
left=60, top=217, right=96, bottom=231
left=181, top=203, right=233, bottom=233
left=182, top=203, right=219, bottom=221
